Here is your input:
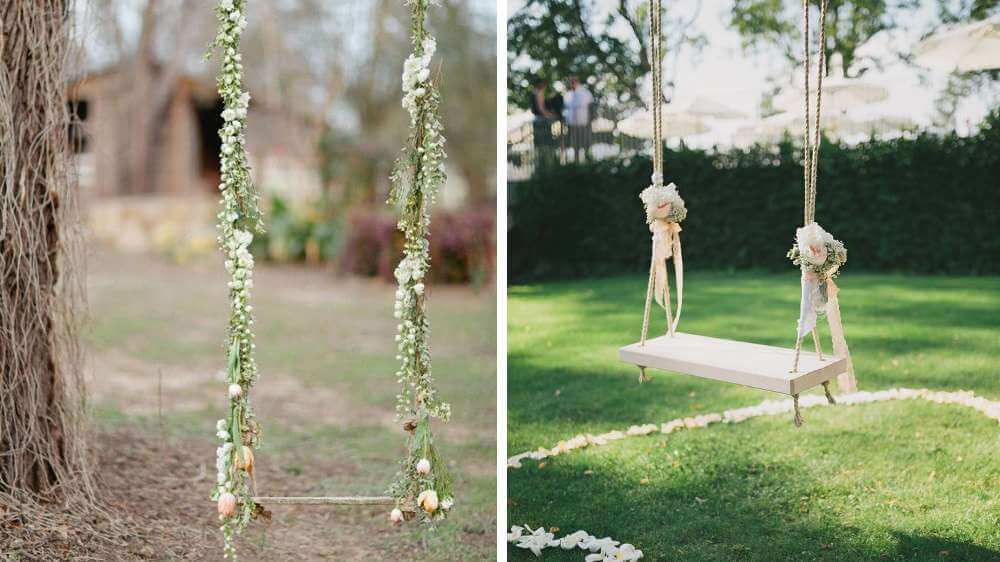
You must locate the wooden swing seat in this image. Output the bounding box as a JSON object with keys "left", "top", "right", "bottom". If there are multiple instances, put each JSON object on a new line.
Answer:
{"left": 619, "top": 332, "right": 848, "bottom": 395}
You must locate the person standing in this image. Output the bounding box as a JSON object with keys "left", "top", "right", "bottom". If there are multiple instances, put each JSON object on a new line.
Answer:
{"left": 563, "top": 77, "right": 594, "bottom": 162}
{"left": 530, "top": 79, "right": 557, "bottom": 151}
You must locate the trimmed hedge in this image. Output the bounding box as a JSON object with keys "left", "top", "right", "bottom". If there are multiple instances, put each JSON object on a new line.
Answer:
{"left": 509, "top": 111, "right": 1000, "bottom": 282}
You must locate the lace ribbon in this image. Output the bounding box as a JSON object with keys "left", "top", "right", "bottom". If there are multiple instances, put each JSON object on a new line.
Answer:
{"left": 650, "top": 220, "right": 683, "bottom": 333}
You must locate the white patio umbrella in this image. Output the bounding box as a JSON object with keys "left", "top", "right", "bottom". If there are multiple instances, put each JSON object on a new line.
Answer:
{"left": 734, "top": 111, "right": 859, "bottom": 145}
{"left": 838, "top": 106, "right": 917, "bottom": 136}
{"left": 734, "top": 105, "right": 917, "bottom": 146}
{"left": 913, "top": 15, "right": 1000, "bottom": 72}
{"left": 638, "top": 73, "right": 748, "bottom": 120}
{"left": 684, "top": 96, "right": 748, "bottom": 120}
{"left": 617, "top": 105, "right": 709, "bottom": 139}
{"left": 774, "top": 54, "right": 889, "bottom": 114}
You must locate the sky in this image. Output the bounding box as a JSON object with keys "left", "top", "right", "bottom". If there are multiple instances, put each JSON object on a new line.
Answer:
{"left": 507, "top": 0, "right": 997, "bottom": 141}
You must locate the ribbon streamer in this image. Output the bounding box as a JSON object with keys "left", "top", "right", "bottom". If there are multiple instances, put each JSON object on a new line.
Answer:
{"left": 825, "top": 278, "right": 857, "bottom": 392}
{"left": 796, "top": 272, "right": 825, "bottom": 339}
{"left": 795, "top": 274, "right": 858, "bottom": 393}
{"left": 651, "top": 221, "right": 683, "bottom": 333}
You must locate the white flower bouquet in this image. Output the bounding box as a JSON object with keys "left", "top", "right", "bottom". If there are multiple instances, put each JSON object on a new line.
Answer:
{"left": 639, "top": 181, "right": 686, "bottom": 225}
{"left": 787, "top": 222, "right": 846, "bottom": 279}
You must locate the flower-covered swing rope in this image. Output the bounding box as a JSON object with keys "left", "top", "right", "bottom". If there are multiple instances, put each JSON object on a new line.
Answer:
{"left": 636, "top": 0, "right": 686, "bottom": 383}
{"left": 787, "top": 0, "right": 858, "bottom": 426}
{"left": 386, "top": 0, "right": 455, "bottom": 523}
{"left": 206, "top": 0, "right": 262, "bottom": 557}
{"left": 206, "top": 0, "right": 451, "bottom": 558}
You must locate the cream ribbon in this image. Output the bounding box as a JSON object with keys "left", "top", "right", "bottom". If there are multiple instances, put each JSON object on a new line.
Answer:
{"left": 796, "top": 271, "right": 825, "bottom": 339}
{"left": 796, "top": 273, "right": 858, "bottom": 393}
{"left": 650, "top": 220, "right": 683, "bottom": 333}
{"left": 825, "top": 278, "right": 857, "bottom": 393}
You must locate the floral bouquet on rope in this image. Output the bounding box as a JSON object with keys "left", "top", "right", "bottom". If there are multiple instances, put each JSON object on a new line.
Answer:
{"left": 788, "top": 222, "right": 847, "bottom": 339}
{"left": 639, "top": 178, "right": 686, "bottom": 225}
{"left": 386, "top": 0, "right": 454, "bottom": 525}
{"left": 638, "top": 178, "right": 686, "bottom": 337}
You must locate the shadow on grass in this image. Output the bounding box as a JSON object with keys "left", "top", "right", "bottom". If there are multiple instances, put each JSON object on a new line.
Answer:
{"left": 508, "top": 409, "right": 1000, "bottom": 561}
{"left": 509, "top": 273, "right": 1000, "bottom": 560}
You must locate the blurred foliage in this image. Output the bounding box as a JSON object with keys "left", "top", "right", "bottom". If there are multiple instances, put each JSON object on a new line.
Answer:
{"left": 936, "top": 0, "right": 999, "bottom": 23}
{"left": 251, "top": 194, "right": 343, "bottom": 264}
{"left": 507, "top": 0, "right": 705, "bottom": 108}
{"left": 340, "top": 207, "right": 496, "bottom": 286}
{"left": 252, "top": 195, "right": 495, "bottom": 285}
{"left": 509, "top": 110, "right": 1000, "bottom": 282}
{"left": 730, "top": 0, "right": 999, "bottom": 78}
{"left": 316, "top": 0, "right": 496, "bottom": 206}
{"left": 729, "top": 0, "right": 914, "bottom": 74}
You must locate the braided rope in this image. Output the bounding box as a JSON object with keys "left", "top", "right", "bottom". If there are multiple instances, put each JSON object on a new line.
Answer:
{"left": 637, "top": 0, "right": 665, "bottom": 383}
{"left": 808, "top": 0, "right": 828, "bottom": 223}
{"left": 793, "top": 0, "right": 831, "bottom": 378}
{"left": 640, "top": 254, "right": 656, "bottom": 346}
{"left": 822, "top": 381, "right": 837, "bottom": 404}
{"left": 811, "top": 327, "right": 824, "bottom": 361}
{"left": 802, "top": 0, "right": 830, "bottom": 225}
{"left": 650, "top": 0, "right": 664, "bottom": 182}
{"left": 801, "top": 0, "right": 811, "bottom": 225}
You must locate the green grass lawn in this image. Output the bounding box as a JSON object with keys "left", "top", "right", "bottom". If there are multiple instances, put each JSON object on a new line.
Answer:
{"left": 508, "top": 272, "right": 1000, "bottom": 561}
{"left": 84, "top": 251, "right": 495, "bottom": 560}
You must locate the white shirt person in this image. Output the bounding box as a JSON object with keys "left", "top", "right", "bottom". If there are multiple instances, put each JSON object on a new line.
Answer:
{"left": 563, "top": 77, "right": 594, "bottom": 161}
{"left": 563, "top": 78, "right": 593, "bottom": 126}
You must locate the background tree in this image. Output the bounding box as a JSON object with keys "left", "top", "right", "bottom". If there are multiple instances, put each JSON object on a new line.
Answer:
{"left": 729, "top": 0, "right": 920, "bottom": 76}
{"left": 88, "top": 0, "right": 205, "bottom": 195}
{"left": 0, "top": 0, "right": 93, "bottom": 502}
{"left": 507, "top": 0, "right": 705, "bottom": 108}
{"left": 929, "top": 0, "right": 999, "bottom": 126}
{"left": 84, "top": 0, "right": 494, "bottom": 206}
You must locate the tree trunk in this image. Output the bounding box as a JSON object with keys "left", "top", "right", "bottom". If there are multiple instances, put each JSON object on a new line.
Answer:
{"left": 0, "top": 0, "right": 91, "bottom": 499}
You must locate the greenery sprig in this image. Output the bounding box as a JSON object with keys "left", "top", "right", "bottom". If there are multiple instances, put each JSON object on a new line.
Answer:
{"left": 386, "top": 0, "right": 454, "bottom": 524}
{"left": 207, "top": 0, "right": 263, "bottom": 557}
{"left": 787, "top": 222, "right": 847, "bottom": 279}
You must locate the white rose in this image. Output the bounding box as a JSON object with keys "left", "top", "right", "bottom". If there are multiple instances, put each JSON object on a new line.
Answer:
{"left": 796, "top": 222, "right": 829, "bottom": 265}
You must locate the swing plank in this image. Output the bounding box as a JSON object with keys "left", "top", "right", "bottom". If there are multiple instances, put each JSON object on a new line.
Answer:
{"left": 251, "top": 496, "right": 394, "bottom": 506}
{"left": 619, "top": 332, "right": 847, "bottom": 395}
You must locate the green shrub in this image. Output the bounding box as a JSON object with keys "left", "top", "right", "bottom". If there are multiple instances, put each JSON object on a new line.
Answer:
{"left": 338, "top": 206, "right": 496, "bottom": 286}
{"left": 251, "top": 194, "right": 342, "bottom": 264}
{"left": 509, "top": 111, "right": 1000, "bottom": 282}
{"left": 251, "top": 195, "right": 496, "bottom": 285}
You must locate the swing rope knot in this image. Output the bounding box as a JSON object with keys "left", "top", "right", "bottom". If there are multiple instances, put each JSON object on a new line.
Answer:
{"left": 793, "top": 394, "right": 804, "bottom": 427}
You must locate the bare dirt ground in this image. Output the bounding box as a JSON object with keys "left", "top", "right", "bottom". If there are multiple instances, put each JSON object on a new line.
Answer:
{"left": 2, "top": 248, "right": 496, "bottom": 561}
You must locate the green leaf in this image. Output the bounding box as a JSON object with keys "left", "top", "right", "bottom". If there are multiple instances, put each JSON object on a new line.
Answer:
{"left": 227, "top": 338, "right": 241, "bottom": 382}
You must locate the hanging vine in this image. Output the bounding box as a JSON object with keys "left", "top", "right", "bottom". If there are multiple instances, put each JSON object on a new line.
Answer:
{"left": 386, "top": 0, "right": 455, "bottom": 524}
{"left": 207, "top": 0, "right": 263, "bottom": 557}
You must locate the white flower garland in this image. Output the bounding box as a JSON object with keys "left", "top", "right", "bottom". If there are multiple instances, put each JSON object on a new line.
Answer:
{"left": 508, "top": 388, "right": 1000, "bottom": 469}
{"left": 208, "top": 0, "right": 261, "bottom": 558}
{"left": 507, "top": 525, "right": 644, "bottom": 561}
{"left": 386, "top": 0, "right": 454, "bottom": 523}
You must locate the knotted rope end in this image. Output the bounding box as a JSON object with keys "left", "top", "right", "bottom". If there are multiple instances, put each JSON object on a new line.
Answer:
{"left": 822, "top": 381, "right": 837, "bottom": 405}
